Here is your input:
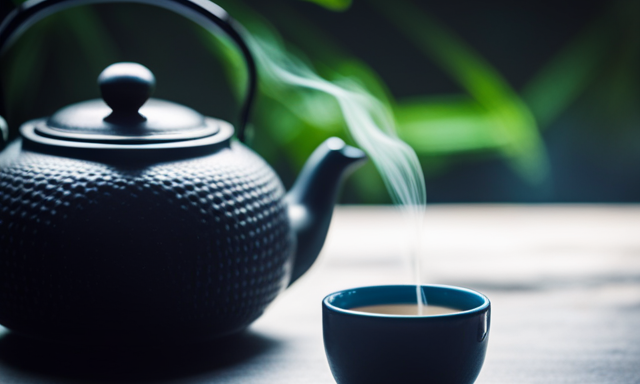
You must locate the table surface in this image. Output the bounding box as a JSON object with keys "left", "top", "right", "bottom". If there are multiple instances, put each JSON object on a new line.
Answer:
{"left": 0, "top": 205, "right": 639, "bottom": 383}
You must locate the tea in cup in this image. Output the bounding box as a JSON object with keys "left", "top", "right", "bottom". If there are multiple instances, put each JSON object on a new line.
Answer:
{"left": 322, "top": 285, "right": 490, "bottom": 384}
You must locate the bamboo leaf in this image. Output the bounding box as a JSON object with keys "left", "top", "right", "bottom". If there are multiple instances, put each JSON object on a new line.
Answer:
{"left": 297, "top": 0, "right": 352, "bottom": 12}
{"left": 369, "top": 0, "right": 549, "bottom": 184}
{"left": 522, "top": 8, "right": 615, "bottom": 127}
{"left": 395, "top": 96, "right": 509, "bottom": 154}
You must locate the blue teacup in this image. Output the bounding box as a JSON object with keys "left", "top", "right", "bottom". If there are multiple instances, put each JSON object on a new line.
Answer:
{"left": 322, "top": 285, "right": 490, "bottom": 384}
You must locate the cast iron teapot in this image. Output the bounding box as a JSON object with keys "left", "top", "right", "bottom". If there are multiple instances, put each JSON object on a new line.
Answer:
{"left": 0, "top": 0, "right": 365, "bottom": 344}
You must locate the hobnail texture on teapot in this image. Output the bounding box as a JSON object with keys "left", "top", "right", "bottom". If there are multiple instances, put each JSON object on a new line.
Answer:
{"left": 0, "top": 0, "right": 365, "bottom": 344}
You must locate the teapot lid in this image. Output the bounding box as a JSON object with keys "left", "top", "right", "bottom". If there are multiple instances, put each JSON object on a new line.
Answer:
{"left": 20, "top": 63, "right": 233, "bottom": 161}
{"left": 41, "top": 63, "right": 219, "bottom": 143}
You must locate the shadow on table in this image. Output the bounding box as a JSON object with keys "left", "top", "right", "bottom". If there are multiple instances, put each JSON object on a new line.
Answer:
{"left": 0, "top": 330, "right": 280, "bottom": 382}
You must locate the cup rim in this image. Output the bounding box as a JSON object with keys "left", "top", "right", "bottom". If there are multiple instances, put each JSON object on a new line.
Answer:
{"left": 323, "top": 284, "right": 490, "bottom": 319}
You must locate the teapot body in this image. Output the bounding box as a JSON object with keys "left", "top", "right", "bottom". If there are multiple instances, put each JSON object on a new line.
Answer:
{"left": 0, "top": 0, "right": 367, "bottom": 344}
{"left": 0, "top": 135, "right": 294, "bottom": 343}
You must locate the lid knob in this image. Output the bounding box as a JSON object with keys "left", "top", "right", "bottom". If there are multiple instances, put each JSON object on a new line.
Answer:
{"left": 99, "top": 62, "right": 156, "bottom": 124}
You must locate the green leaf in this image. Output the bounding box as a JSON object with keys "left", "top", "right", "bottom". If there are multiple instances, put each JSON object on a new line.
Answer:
{"left": 370, "top": 0, "right": 549, "bottom": 185}
{"left": 297, "top": 0, "right": 352, "bottom": 12}
{"left": 330, "top": 60, "right": 395, "bottom": 109}
{"left": 395, "top": 96, "right": 509, "bottom": 154}
{"left": 522, "top": 8, "right": 615, "bottom": 128}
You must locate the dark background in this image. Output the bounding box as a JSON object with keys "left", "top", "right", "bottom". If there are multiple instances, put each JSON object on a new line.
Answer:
{"left": 1, "top": 0, "right": 637, "bottom": 203}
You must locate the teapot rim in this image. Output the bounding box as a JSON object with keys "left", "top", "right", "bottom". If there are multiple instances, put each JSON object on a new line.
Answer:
{"left": 44, "top": 98, "right": 220, "bottom": 145}
{"left": 20, "top": 117, "right": 233, "bottom": 163}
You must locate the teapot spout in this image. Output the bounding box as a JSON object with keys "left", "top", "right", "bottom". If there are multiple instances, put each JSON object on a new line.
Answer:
{"left": 285, "top": 137, "right": 366, "bottom": 285}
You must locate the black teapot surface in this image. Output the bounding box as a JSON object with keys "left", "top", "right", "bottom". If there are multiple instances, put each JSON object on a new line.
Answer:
{"left": 0, "top": 0, "right": 365, "bottom": 344}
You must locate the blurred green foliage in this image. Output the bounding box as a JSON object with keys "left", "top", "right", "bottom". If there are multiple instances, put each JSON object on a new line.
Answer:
{"left": 1, "top": 0, "right": 638, "bottom": 202}
{"left": 301, "top": 0, "right": 352, "bottom": 12}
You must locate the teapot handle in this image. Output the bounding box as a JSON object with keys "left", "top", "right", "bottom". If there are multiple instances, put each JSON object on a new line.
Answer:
{"left": 0, "top": 0, "right": 257, "bottom": 143}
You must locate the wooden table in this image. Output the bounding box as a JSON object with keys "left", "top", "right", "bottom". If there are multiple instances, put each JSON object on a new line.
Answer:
{"left": 0, "top": 205, "right": 639, "bottom": 383}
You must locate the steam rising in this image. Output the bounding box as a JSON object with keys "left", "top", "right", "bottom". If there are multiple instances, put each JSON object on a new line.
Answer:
{"left": 246, "top": 32, "right": 428, "bottom": 313}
